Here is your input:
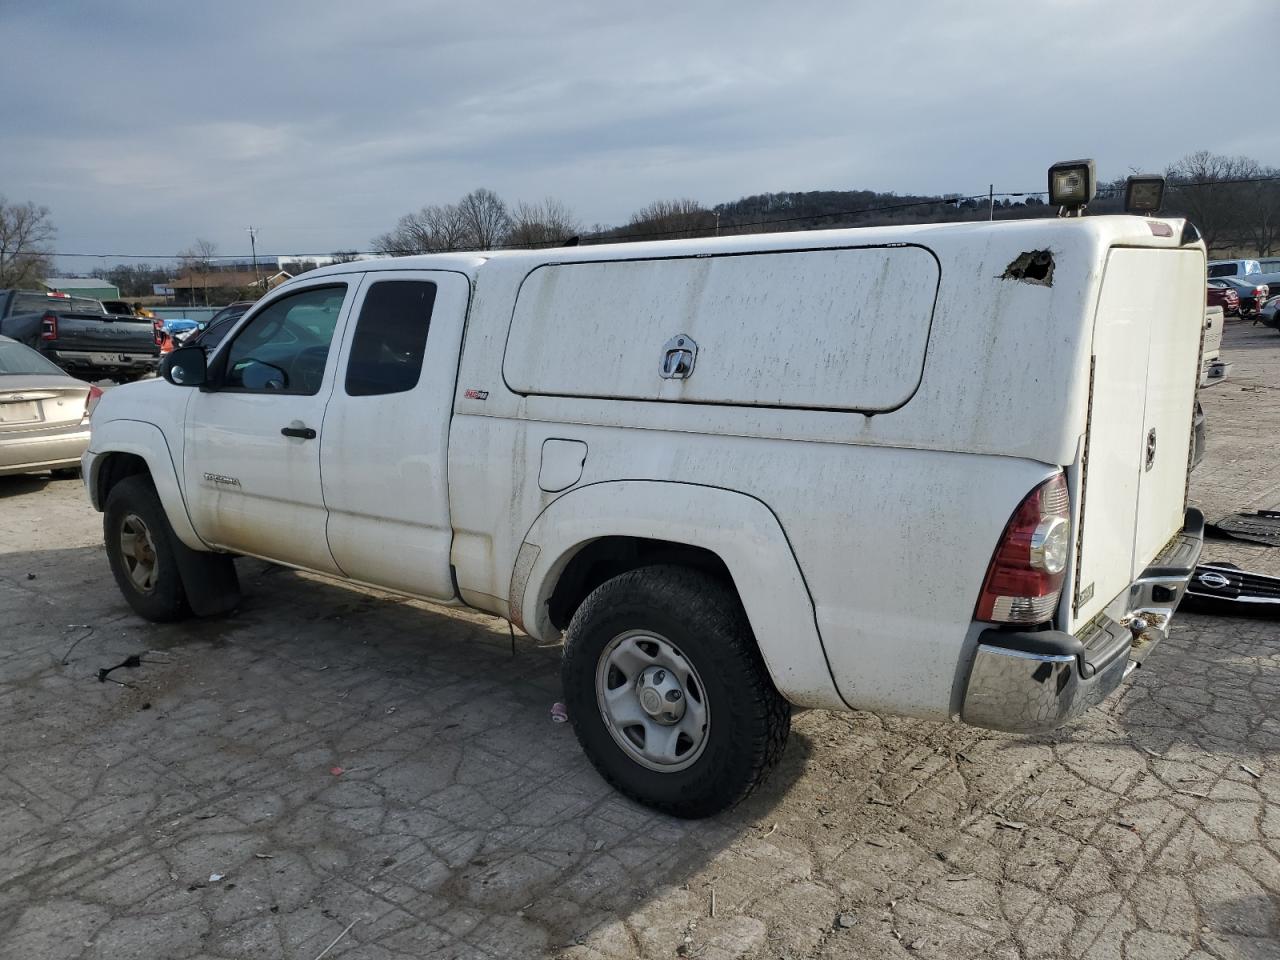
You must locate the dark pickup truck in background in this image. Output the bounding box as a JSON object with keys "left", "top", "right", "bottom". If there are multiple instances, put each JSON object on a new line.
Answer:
{"left": 0, "top": 289, "right": 160, "bottom": 382}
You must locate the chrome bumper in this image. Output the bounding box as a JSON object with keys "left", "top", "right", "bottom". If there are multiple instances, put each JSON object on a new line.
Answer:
{"left": 961, "top": 508, "right": 1204, "bottom": 733}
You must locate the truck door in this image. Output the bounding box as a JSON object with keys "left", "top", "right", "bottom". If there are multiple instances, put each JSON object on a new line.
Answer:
{"left": 182, "top": 279, "right": 360, "bottom": 574}
{"left": 318, "top": 271, "right": 470, "bottom": 600}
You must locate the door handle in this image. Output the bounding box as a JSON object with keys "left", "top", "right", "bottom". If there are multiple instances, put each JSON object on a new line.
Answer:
{"left": 281, "top": 425, "right": 317, "bottom": 440}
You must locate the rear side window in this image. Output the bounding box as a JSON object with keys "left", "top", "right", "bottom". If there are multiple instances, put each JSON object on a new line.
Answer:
{"left": 504, "top": 245, "right": 939, "bottom": 412}
{"left": 345, "top": 280, "right": 436, "bottom": 396}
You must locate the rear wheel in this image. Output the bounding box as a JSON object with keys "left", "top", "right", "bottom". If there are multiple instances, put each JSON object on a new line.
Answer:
{"left": 104, "top": 475, "right": 191, "bottom": 622}
{"left": 561, "top": 565, "right": 790, "bottom": 818}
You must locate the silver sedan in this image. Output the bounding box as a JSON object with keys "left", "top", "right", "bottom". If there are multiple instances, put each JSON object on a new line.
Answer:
{"left": 0, "top": 335, "right": 100, "bottom": 477}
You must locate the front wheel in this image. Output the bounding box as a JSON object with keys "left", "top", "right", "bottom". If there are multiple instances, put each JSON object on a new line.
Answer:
{"left": 561, "top": 565, "right": 790, "bottom": 818}
{"left": 104, "top": 475, "right": 191, "bottom": 622}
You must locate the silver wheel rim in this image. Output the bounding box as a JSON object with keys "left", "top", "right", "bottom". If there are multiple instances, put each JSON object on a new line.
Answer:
{"left": 595, "top": 629, "right": 710, "bottom": 773}
{"left": 119, "top": 513, "right": 158, "bottom": 592}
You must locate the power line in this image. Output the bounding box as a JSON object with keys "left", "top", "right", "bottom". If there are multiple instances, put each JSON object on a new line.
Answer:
{"left": 23, "top": 172, "right": 1280, "bottom": 261}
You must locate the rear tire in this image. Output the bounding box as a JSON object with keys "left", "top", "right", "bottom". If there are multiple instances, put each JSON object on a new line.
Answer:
{"left": 104, "top": 475, "right": 191, "bottom": 622}
{"left": 561, "top": 565, "right": 790, "bottom": 818}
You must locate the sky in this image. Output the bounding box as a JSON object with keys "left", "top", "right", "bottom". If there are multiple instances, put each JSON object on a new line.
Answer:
{"left": 2, "top": 0, "right": 1277, "bottom": 269}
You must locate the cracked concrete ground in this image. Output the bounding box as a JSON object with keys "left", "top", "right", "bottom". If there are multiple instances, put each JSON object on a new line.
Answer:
{"left": 1, "top": 322, "right": 1279, "bottom": 960}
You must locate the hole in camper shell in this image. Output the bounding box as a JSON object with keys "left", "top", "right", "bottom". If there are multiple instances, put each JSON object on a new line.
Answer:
{"left": 1001, "top": 250, "right": 1055, "bottom": 286}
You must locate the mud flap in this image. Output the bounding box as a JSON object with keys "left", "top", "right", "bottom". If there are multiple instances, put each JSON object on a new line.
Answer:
{"left": 166, "top": 528, "right": 241, "bottom": 617}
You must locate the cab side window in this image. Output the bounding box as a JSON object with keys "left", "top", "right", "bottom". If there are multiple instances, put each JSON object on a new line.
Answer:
{"left": 345, "top": 280, "right": 436, "bottom": 397}
{"left": 221, "top": 285, "right": 347, "bottom": 395}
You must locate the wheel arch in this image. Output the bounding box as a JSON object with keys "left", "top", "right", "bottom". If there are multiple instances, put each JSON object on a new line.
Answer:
{"left": 87, "top": 420, "right": 205, "bottom": 550}
{"left": 513, "top": 480, "right": 847, "bottom": 709}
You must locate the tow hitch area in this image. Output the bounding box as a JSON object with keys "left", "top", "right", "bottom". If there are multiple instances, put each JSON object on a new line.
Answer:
{"left": 1180, "top": 563, "right": 1280, "bottom": 615}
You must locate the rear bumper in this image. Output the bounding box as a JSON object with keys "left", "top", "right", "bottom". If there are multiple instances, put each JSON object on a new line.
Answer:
{"left": 0, "top": 425, "right": 92, "bottom": 476}
{"left": 961, "top": 508, "right": 1204, "bottom": 733}
{"left": 51, "top": 349, "right": 159, "bottom": 373}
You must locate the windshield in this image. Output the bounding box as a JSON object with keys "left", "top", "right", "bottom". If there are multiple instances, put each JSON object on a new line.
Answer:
{"left": 0, "top": 339, "right": 70, "bottom": 376}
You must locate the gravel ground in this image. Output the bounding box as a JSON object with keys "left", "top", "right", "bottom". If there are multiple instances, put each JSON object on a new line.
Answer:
{"left": 0, "top": 322, "right": 1278, "bottom": 960}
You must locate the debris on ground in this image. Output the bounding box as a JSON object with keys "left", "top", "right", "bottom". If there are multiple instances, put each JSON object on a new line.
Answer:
{"left": 1240, "top": 763, "right": 1262, "bottom": 779}
{"left": 97, "top": 654, "right": 143, "bottom": 682}
{"left": 311, "top": 917, "right": 359, "bottom": 960}
{"left": 1205, "top": 510, "right": 1280, "bottom": 546}
{"left": 329, "top": 766, "right": 344, "bottom": 776}
{"left": 60, "top": 626, "right": 95, "bottom": 664}
{"left": 835, "top": 912, "right": 858, "bottom": 929}
{"left": 208, "top": 873, "right": 224, "bottom": 882}
{"left": 550, "top": 702, "right": 569, "bottom": 723}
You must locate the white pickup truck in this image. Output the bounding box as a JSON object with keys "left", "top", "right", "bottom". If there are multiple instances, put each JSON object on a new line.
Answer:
{"left": 84, "top": 215, "right": 1206, "bottom": 817}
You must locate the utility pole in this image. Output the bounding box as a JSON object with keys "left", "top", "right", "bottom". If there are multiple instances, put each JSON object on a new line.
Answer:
{"left": 988, "top": 185, "right": 995, "bottom": 221}
{"left": 247, "top": 226, "right": 260, "bottom": 293}
{"left": 714, "top": 211, "right": 721, "bottom": 237}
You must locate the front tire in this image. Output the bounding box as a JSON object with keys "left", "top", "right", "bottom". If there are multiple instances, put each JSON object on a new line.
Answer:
{"left": 104, "top": 475, "right": 191, "bottom": 622}
{"left": 561, "top": 565, "right": 790, "bottom": 818}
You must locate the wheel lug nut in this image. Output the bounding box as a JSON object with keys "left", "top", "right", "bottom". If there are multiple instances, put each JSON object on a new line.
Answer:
{"left": 665, "top": 689, "right": 683, "bottom": 702}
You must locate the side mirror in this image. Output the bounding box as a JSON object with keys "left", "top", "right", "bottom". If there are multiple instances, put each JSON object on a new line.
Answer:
{"left": 161, "top": 345, "right": 208, "bottom": 387}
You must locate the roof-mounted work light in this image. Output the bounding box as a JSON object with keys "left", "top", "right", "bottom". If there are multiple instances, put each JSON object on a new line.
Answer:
{"left": 1048, "top": 159, "right": 1096, "bottom": 216}
{"left": 1124, "top": 175, "right": 1166, "bottom": 214}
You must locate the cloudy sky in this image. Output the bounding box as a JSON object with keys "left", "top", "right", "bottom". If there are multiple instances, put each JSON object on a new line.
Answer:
{"left": 2, "top": 0, "right": 1276, "bottom": 266}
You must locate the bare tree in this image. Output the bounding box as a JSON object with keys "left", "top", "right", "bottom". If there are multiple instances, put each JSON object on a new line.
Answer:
{"left": 506, "top": 198, "right": 580, "bottom": 248}
{"left": 0, "top": 197, "right": 56, "bottom": 288}
{"left": 627, "top": 198, "right": 715, "bottom": 240}
{"left": 372, "top": 203, "right": 468, "bottom": 256}
{"left": 456, "top": 188, "right": 511, "bottom": 250}
{"left": 178, "top": 238, "right": 218, "bottom": 306}
{"left": 1163, "top": 152, "right": 1280, "bottom": 255}
{"left": 373, "top": 189, "right": 512, "bottom": 254}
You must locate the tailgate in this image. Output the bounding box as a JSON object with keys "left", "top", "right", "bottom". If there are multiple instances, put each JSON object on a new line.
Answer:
{"left": 1069, "top": 247, "right": 1204, "bottom": 630}
{"left": 54, "top": 314, "right": 158, "bottom": 353}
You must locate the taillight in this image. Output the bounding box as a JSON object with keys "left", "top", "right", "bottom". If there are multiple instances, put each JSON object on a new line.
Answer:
{"left": 40, "top": 312, "right": 58, "bottom": 340}
{"left": 160, "top": 333, "right": 174, "bottom": 354}
{"left": 976, "top": 473, "right": 1071, "bottom": 624}
{"left": 83, "top": 384, "right": 103, "bottom": 423}
{"left": 152, "top": 320, "right": 165, "bottom": 346}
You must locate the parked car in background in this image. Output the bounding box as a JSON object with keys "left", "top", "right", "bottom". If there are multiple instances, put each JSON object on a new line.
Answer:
{"left": 0, "top": 289, "right": 160, "bottom": 381}
{"left": 1212, "top": 276, "right": 1270, "bottom": 317}
{"left": 157, "top": 318, "right": 200, "bottom": 339}
{"left": 180, "top": 300, "right": 255, "bottom": 352}
{"left": 0, "top": 335, "right": 100, "bottom": 477}
{"left": 1207, "top": 280, "right": 1241, "bottom": 316}
{"left": 1207, "top": 259, "right": 1262, "bottom": 279}
{"left": 1260, "top": 294, "right": 1280, "bottom": 329}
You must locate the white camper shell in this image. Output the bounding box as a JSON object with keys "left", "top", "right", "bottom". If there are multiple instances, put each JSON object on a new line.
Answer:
{"left": 84, "top": 215, "right": 1206, "bottom": 816}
